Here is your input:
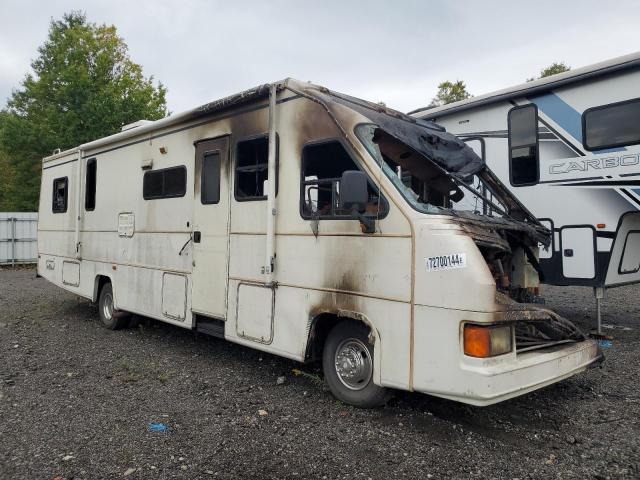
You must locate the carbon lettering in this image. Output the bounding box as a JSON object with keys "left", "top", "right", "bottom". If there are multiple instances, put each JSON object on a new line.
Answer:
{"left": 548, "top": 153, "right": 639, "bottom": 174}
{"left": 565, "top": 161, "right": 586, "bottom": 172}
{"left": 621, "top": 155, "right": 639, "bottom": 166}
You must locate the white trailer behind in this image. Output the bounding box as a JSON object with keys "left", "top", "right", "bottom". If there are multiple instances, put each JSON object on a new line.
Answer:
{"left": 411, "top": 52, "right": 640, "bottom": 332}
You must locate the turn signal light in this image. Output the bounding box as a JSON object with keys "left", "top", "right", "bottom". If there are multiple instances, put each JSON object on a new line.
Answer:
{"left": 464, "top": 324, "right": 513, "bottom": 358}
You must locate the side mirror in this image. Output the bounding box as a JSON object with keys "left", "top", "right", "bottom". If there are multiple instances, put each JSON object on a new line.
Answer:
{"left": 339, "top": 171, "right": 368, "bottom": 213}
{"left": 339, "top": 170, "right": 375, "bottom": 234}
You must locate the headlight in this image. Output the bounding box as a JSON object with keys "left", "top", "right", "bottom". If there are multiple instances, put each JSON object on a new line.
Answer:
{"left": 464, "top": 324, "right": 513, "bottom": 358}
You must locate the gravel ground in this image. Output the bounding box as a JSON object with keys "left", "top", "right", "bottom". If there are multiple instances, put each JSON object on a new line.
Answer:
{"left": 1, "top": 267, "right": 639, "bottom": 480}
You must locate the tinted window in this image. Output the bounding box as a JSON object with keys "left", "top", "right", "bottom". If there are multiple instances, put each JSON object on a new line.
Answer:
{"left": 52, "top": 177, "right": 68, "bottom": 213}
{"left": 583, "top": 98, "right": 640, "bottom": 150}
{"left": 235, "top": 136, "right": 278, "bottom": 200}
{"left": 508, "top": 105, "right": 539, "bottom": 186}
{"left": 143, "top": 166, "right": 186, "bottom": 200}
{"left": 201, "top": 152, "right": 220, "bottom": 204}
{"left": 85, "top": 158, "right": 97, "bottom": 211}
{"left": 301, "top": 141, "right": 386, "bottom": 218}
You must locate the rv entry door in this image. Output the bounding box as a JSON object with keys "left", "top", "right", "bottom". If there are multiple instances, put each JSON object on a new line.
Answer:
{"left": 192, "top": 136, "right": 231, "bottom": 319}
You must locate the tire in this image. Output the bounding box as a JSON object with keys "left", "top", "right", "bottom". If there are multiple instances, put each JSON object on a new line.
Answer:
{"left": 98, "top": 283, "right": 130, "bottom": 330}
{"left": 323, "top": 321, "right": 391, "bottom": 408}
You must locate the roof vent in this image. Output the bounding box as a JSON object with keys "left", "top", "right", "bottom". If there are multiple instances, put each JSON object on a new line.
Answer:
{"left": 121, "top": 120, "right": 153, "bottom": 132}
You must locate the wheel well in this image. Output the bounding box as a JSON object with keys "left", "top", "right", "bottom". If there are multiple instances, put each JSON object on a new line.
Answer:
{"left": 305, "top": 313, "right": 371, "bottom": 362}
{"left": 93, "top": 275, "right": 112, "bottom": 302}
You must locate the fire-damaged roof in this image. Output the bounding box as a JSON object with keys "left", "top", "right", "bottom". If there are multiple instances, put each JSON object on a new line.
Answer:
{"left": 43, "top": 79, "right": 483, "bottom": 179}
{"left": 324, "top": 90, "right": 484, "bottom": 176}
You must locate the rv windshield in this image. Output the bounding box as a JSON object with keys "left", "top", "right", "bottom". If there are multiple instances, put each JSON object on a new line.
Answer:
{"left": 355, "top": 124, "right": 506, "bottom": 218}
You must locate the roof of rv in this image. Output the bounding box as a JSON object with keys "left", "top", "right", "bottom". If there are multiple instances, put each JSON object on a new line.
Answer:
{"left": 46, "top": 77, "right": 418, "bottom": 162}
{"left": 44, "top": 79, "right": 290, "bottom": 161}
{"left": 43, "top": 77, "right": 481, "bottom": 177}
{"left": 409, "top": 50, "right": 640, "bottom": 119}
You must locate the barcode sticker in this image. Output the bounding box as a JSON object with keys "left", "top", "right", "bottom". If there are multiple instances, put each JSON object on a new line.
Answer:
{"left": 425, "top": 253, "right": 467, "bottom": 272}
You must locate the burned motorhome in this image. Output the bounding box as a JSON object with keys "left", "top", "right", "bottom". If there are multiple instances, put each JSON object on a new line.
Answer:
{"left": 38, "top": 79, "right": 601, "bottom": 407}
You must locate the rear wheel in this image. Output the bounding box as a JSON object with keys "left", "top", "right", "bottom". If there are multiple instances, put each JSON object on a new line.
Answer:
{"left": 98, "top": 283, "right": 129, "bottom": 330}
{"left": 323, "top": 321, "right": 391, "bottom": 408}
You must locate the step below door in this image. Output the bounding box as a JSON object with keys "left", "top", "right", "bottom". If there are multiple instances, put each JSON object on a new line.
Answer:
{"left": 561, "top": 226, "right": 596, "bottom": 279}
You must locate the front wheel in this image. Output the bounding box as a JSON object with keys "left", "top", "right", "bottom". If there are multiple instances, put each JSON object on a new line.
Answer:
{"left": 98, "top": 283, "right": 130, "bottom": 330}
{"left": 322, "top": 321, "right": 391, "bottom": 408}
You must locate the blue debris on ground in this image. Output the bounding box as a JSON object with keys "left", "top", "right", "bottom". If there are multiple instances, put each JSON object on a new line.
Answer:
{"left": 148, "top": 423, "right": 169, "bottom": 433}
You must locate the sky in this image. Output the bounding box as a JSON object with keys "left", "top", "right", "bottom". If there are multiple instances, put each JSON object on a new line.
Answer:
{"left": 1, "top": 0, "right": 639, "bottom": 115}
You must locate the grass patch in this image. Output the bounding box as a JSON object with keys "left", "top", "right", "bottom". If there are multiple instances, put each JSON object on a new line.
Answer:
{"left": 292, "top": 368, "right": 326, "bottom": 388}
{"left": 117, "top": 358, "right": 141, "bottom": 383}
{"left": 115, "top": 358, "right": 173, "bottom": 384}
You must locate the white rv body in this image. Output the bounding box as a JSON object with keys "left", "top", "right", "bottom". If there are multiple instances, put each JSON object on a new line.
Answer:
{"left": 411, "top": 52, "right": 640, "bottom": 290}
{"left": 37, "top": 79, "right": 601, "bottom": 407}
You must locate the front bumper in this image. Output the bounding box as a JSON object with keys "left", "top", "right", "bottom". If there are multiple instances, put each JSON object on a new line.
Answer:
{"left": 411, "top": 305, "right": 603, "bottom": 406}
{"left": 432, "top": 340, "right": 601, "bottom": 406}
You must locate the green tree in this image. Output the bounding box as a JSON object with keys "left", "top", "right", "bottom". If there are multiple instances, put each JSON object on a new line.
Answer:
{"left": 0, "top": 112, "right": 15, "bottom": 210}
{"left": 527, "top": 62, "right": 571, "bottom": 82}
{"left": 0, "top": 11, "right": 168, "bottom": 211}
{"left": 0, "top": 149, "right": 16, "bottom": 211}
{"left": 429, "top": 80, "right": 472, "bottom": 107}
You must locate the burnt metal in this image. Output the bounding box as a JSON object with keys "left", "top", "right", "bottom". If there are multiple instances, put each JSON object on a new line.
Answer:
{"left": 328, "top": 91, "right": 484, "bottom": 177}
{"left": 496, "top": 292, "right": 593, "bottom": 354}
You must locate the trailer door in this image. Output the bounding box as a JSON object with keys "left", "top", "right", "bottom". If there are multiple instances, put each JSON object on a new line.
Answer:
{"left": 561, "top": 226, "right": 596, "bottom": 279}
{"left": 191, "top": 136, "right": 231, "bottom": 318}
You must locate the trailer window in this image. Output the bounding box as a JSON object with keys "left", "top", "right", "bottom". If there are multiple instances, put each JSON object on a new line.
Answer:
{"left": 508, "top": 105, "right": 539, "bottom": 186}
{"left": 301, "top": 140, "right": 386, "bottom": 219}
{"left": 583, "top": 98, "right": 640, "bottom": 150}
{"left": 201, "top": 152, "right": 221, "bottom": 204}
{"left": 52, "top": 177, "right": 68, "bottom": 213}
{"left": 143, "top": 166, "right": 187, "bottom": 200}
{"left": 235, "top": 136, "right": 278, "bottom": 201}
{"left": 85, "top": 158, "right": 97, "bottom": 211}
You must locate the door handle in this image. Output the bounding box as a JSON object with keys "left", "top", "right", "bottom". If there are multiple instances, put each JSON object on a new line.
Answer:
{"left": 193, "top": 231, "right": 202, "bottom": 243}
{"left": 564, "top": 248, "right": 574, "bottom": 257}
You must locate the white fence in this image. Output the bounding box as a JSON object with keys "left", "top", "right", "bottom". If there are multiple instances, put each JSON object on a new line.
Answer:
{"left": 0, "top": 213, "right": 38, "bottom": 265}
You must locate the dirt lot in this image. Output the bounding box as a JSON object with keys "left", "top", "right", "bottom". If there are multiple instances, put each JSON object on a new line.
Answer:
{"left": 1, "top": 268, "right": 639, "bottom": 479}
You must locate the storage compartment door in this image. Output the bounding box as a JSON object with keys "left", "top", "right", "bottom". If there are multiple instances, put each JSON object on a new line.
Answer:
{"left": 62, "top": 261, "right": 80, "bottom": 286}
{"left": 236, "top": 283, "right": 274, "bottom": 343}
{"left": 162, "top": 273, "right": 187, "bottom": 321}
{"left": 561, "top": 227, "right": 595, "bottom": 279}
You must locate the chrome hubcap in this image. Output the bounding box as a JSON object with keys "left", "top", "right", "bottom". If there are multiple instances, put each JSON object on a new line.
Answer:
{"left": 102, "top": 293, "right": 114, "bottom": 322}
{"left": 334, "top": 338, "right": 372, "bottom": 391}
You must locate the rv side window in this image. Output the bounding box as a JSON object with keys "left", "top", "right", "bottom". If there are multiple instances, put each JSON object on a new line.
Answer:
{"left": 52, "top": 177, "right": 68, "bottom": 213}
{"left": 301, "top": 140, "right": 386, "bottom": 219}
{"left": 234, "top": 136, "right": 278, "bottom": 201}
{"left": 583, "top": 98, "right": 640, "bottom": 150}
{"left": 201, "top": 152, "right": 221, "bottom": 204}
{"left": 508, "top": 105, "right": 539, "bottom": 186}
{"left": 143, "top": 166, "right": 187, "bottom": 200}
{"left": 85, "top": 158, "right": 97, "bottom": 211}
